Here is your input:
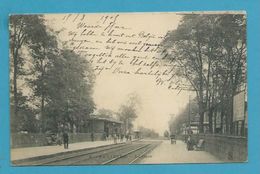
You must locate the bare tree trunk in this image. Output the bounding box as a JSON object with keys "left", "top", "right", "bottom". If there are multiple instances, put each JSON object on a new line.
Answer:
{"left": 209, "top": 107, "right": 213, "bottom": 133}
{"left": 220, "top": 106, "right": 224, "bottom": 134}
{"left": 13, "top": 48, "right": 18, "bottom": 123}
{"left": 213, "top": 109, "right": 217, "bottom": 134}
{"left": 197, "top": 41, "right": 204, "bottom": 133}
{"left": 11, "top": 22, "right": 26, "bottom": 132}
{"left": 229, "top": 95, "right": 234, "bottom": 135}
{"left": 40, "top": 57, "right": 46, "bottom": 132}
{"left": 225, "top": 96, "right": 232, "bottom": 134}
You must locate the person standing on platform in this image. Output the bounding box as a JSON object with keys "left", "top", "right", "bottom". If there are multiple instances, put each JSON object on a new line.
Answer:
{"left": 128, "top": 133, "right": 132, "bottom": 140}
{"left": 120, "top": 134, "right": 124, "bottom": 142}
{"left": 113, "top": 133, "right": 118, "bottom": 144}
{"left": 63, "top": 131, "right": 69, "bottom": 149}
{"left": 187, "top": 135, "right": 194, "bottom": 151}
{"left": 91, "top": 132, "right": 94, "bottom": 142}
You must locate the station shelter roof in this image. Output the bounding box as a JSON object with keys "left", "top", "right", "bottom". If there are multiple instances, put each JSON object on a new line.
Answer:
{"left": 88, "top": 114, "right": 123, "bottom": 124}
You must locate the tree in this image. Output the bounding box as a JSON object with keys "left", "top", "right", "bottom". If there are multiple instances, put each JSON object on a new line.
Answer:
{"left": 9, "top": 15, "right": 48, "bottom": 132}
{"left": 162, "top": 14, "right": 216, "bottom": 132}
{"left": 138, "top": 126, "right": 159, "bottom": 138}
{"left": 10, "top": 15, "right": 97, "bottom": 135}
{"left": 10, "top": 92, "right": 38, "bottom": 133}
{"left": 212, "top": 15, "right": 246, "bottom": 134}
{"left": 162, "top": 14, "right": 246, "bottom": 134}
{"left": 168, "top": 98, "right": 198, "bottom": 134}
{"left": 27, "top": 24, "right": 59, "bottom": 132}
{"left": 163, "top": 130, "right": 169, "bottom": 138}
{"left": 118, "top": 93, "right": 141, "bottom": 134}
{"left": 44, "top": 49, "right": 95, "bottom": 133}
{"left": 97, "top": 108, "right": 116, "bottom": 118}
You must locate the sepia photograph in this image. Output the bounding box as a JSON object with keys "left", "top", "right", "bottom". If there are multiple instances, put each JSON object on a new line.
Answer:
{"left": 9, "top": 12, "right": 247, "bottom": 166}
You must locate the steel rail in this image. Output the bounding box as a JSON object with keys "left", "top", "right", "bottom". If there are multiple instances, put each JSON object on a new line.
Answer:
{"left": 16, "top": 143, "right": 127, "bottom": 166}
{"left": 129, "top": 143, "right": 158, "bottom": 164}
{"left": 68, "top": 143, "right": 141, "bottom": 165}
{"left": 101, "top": 144, "right": 150, "bottom": 165}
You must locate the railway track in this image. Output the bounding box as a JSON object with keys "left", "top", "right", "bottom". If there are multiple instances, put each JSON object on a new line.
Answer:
{"left": 102, "top": 141, "right": 160, "bottom": 165}
{"left": 13, "top": 140, "right": 161, "bottom": 166}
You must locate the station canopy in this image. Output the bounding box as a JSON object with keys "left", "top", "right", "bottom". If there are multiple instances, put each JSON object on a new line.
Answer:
{"left": 89, "top": 114, "right": 123, "bottom": 124}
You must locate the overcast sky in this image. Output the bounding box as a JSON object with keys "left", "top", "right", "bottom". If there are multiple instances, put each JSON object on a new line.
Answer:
{"left": 45, "top": 13, "right": 195, "bottom": 135}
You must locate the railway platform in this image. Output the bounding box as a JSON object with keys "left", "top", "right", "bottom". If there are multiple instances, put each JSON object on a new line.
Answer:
{"left": 11, "top": 140, "right": 126, "bottom": 161}
{"left": 140, "top": 140, "right": 222, "bottom": 163}
{"left": 12, "top": 140, "right": 159, "bottom": 166}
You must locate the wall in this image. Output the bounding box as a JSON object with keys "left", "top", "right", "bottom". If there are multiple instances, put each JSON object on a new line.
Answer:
{"left": 11, "top": 133, "right": 104, "bottom": 148}
{"left": 191, "top": 134, "right": 247, "bottom": 162}
{"left": 93, "top": 121, "right": 104, "bottom": 133}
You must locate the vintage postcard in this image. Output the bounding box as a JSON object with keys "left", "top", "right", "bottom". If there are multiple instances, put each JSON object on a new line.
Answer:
{"left": 9, "top": 12, "right": 247, "bottom": 166}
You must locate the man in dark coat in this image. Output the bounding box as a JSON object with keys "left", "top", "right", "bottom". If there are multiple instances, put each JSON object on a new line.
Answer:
{"left": 63, "top": 131, "right": 69, "bottom": 149}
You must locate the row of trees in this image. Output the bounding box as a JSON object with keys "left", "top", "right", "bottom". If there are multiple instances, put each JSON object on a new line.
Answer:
{"left": 10, "top": 15, "right": 95, "bottom": 133}
{"left": 118, "top": 93, "right": 141, "bottom": 134}
{"left": 97, "top": 93, "right": 141, "bottom": 135}
{"left": 138, "top": 126, "right": 159, "bottom": 138}
{"left": 168, "top": 99, "right": 198, "bottom": 135}
{"left": 163, "top": 14, "right": 246, "bottom": 134}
